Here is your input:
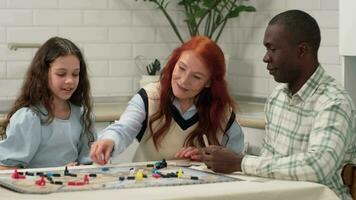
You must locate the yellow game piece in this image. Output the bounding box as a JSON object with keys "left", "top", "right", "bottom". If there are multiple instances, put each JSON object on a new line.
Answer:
{"left": 135, "top": 169, "right": 144, "bottom": 181}
{"left": 177, "top": 168, "right": 184, "bottom": 178}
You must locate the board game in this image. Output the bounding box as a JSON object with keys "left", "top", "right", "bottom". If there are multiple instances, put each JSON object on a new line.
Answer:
{"left": 0, "top": 160, "right": 239, "bottom": 194}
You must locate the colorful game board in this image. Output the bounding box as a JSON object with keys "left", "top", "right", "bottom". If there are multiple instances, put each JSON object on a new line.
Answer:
{"left": 0, "top": 161, "right": 240, "bottom": 194}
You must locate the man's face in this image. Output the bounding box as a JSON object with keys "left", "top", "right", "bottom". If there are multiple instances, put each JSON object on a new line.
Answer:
{"left": 263, "top": 24, "right": 300, "bottom": 84}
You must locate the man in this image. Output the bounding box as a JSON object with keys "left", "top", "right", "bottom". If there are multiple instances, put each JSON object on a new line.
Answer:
{"left": 202, "top": 10, "right": 356, "bottom": 200}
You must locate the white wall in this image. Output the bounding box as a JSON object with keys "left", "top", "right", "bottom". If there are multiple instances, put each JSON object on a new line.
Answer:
{"left": 0, "top": 0, "right": 340, "bottom": 100}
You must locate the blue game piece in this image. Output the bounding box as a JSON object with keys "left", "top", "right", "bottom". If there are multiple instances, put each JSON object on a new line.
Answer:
{"left": 52, "top": 173, "right": 61, "bottom": 177}
{"left": 101, "top": 167, "right": 109, "bottom": 171}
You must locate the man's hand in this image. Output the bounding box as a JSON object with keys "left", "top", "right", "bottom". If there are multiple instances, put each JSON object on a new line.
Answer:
{"left": 202, "top": 145, "right": 244, "bottom": 173}
{"left": 89, "top": 139, "right": 115, "bottom": 165}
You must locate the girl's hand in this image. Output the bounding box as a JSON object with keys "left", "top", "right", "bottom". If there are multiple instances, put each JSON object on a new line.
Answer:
{"left": 174, "top": 146, "right": 202, "bottom": 161}
{"left": 89, "top": 139, "right": 115, "bottom": 165}
{"left": 0, "top": 166, "right": 17, "bottom": 170}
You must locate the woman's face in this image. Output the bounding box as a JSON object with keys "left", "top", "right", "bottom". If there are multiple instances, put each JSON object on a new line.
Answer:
{"left": 171, "top": 50, "right": 211, "bottom": 104}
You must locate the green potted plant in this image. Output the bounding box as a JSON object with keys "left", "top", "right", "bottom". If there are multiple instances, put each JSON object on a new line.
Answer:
{"left": 137, "top": 0, "right": 256, "bottom": 43}
{"left": 136, "top": 57, "right": 162, "bottom": 87}
{"left": 146, "top": 59, "right": 161, "bottom": 75}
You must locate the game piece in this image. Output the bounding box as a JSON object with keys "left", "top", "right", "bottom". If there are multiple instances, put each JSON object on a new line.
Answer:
{"left": 68, "top": 173, "right": 77, "bottom": 177}
{"left": 64, "top": 166, "right": 69, "bottom": 175}
{"left": 177, "top": 169, "right": 184, "bottom": 178}
{"left": 156, "top": 172, "right": 167, "bottom": 178}
{"left": 46, "top": 176, "right": 53, "bottom": 182}
{"left": 154, "top": 159, "right": 167, "bottom": 169}
{"left": 129, "top": 167, "right": 135, "bottom": 175}
{"left": 25, "top": 172, "right": 34, "bottom": 176}
{"left": 52, "top": 173, "right": 61, "bottom": 177}
{"left": 67, "top": 181, "right": 85, "bottom": 186}
{"left": 101, "top": 167, "right": 109, "bottom": 171}
{"left": 167, "top": 172, "right": 177, "bottom": 178}
{"left": 53, "top": 181, "right": 63, "bottom": 185}
{"left": 152, "top": 168, "right": 158, "bottom": 174}
{"left": 36, "top": 172, "right": 44, "bottom": 176}
{"left": 83, "top": 175, "right": 89, "bottom": 184}
{"left": 67, "top": 181, "right": 76, "bottom": 186}
{"left": 63, "top": 167, "right": 77, "bottom": 177}
{"left": 35, "top": 176, "right": 46, "bottom": 186}
{"left": 11, "top": 169, "right": 25, "bottom": 179}
{"left": 152, "top": 173, "right": 161, "bottom": 179}
{"left": 135, "top": 169, "right": 144, "bottom": 181}
{"left": 75, "top": 181, "right": 85, "bottom": 186}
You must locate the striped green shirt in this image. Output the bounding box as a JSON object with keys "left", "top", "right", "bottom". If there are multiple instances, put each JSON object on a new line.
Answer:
{"left": 242, "top": 66, "right": 356, "bottom": 200}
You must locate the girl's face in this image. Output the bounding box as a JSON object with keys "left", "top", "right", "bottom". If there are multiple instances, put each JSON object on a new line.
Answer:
{"left": 48, "top": 55, "right": 80, "bottom": 103}
{"left": 171, "top": 50, "right": 211, "bottom": 104}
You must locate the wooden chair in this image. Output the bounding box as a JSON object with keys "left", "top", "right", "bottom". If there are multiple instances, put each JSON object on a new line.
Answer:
{"left": 342, "top": 164, "right": 356, "bottom": 200}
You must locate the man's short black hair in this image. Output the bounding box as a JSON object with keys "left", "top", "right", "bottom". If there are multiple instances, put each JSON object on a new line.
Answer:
{"left": 269, "top": 10, "right": 321, "bottom": 56}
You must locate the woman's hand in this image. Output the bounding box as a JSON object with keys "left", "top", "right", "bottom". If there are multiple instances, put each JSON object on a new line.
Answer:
{"left": 89, "top": 139, "right": 115, "bottom": 165}
{"left": 174, "top": 146, "right": 202, "bottom": 161}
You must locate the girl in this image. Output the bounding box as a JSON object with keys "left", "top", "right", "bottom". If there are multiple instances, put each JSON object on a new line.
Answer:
{"left": 90, "top": 36, "right": 244, "bottom": 164}
{"left": 0, "top": 37, "right": 96, "bottom": 169}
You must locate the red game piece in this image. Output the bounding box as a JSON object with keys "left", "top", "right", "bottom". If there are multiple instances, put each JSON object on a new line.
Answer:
{"left": 152, "top": 173, "right": 161, "bottom": 179}
{"left": 11, "top": 169, "right": 25, "bottom": 179}
{"left": 75, "top": 181, "right": 85, "bottom": 186}
{"left": 35, "top": 176, "right": 46, "bottom": 186}
{"left": 68, "top": 180, "right": 86, "bottom": 186}
{"left": 83, "top": 175, "right": 89, "bottom": 184}
{"left": 67, "top": 181, "right": 76, "bottom": 186}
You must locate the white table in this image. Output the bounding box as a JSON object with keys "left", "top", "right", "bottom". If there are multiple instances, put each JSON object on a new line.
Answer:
{"left": 0, "top": 163, "right": 340, "bottom": 200}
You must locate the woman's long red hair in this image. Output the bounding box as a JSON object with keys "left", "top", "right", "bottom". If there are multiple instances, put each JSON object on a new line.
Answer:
{"left": 149, "top": 36, "right": 235, "bottom": 149}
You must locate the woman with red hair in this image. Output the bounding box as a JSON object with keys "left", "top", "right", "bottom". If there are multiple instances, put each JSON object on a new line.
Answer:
{"left": 90, "top": 36, "right": 244, "bottom": 164}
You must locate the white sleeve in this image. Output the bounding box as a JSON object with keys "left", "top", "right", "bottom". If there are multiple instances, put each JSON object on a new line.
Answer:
{"left": 99, "top": 94, "right": 146, "bottom": 157}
